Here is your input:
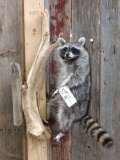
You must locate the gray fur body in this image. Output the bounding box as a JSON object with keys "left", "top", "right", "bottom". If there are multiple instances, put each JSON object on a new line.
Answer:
{"left": 47, "top": 37, "right": 91, "bottom": 141}
{"left": 47, "top": 37, "right": 113, "bottom": 147}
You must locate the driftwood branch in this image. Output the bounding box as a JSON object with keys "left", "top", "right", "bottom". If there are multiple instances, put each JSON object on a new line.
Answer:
{"left": 22, "top": 11, "right": 62, "bottom": 140}
{"left": 22, "top": 39, "right": 59, "bottom": 140}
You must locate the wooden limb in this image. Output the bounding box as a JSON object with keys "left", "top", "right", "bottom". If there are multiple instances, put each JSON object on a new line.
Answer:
{"left": 22, "top": 84, "right": 51, "bottom": 140}
{"left": 22, "top": 11, "right": 61, "bottom": 140}
{"left": 27, "top": 34, "right": 59, "bottom": 90}
{"left": 10, "top": 62, "right": 22, "bottom": 126}
{"left": 27, "top": 10, "right": 49, "bottom": 86}
{"left": 22, "top": 41, "right": 58, "bottom": 140}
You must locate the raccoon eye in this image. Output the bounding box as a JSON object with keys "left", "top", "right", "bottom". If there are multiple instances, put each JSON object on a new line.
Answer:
{"left": 63, "top": 47, "right": 68, "bottom": 52}
{"left": 71, "top": 47, "right": 78, "bottom": 52}
{"left": 71, "top": 47, "right": 80, "bottom": 55}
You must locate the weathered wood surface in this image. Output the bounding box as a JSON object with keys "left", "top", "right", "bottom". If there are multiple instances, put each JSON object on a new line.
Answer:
{"left": 24, "top": 0, "right": 51, "bottom": 160}
{"left": 100, "top": 0, "right": 118, "bottom": 159}
{"left": 24, "top": 0, "right": 44, "bottom": 76}
{"left": 0, "top": 0, "right": 22, "bottom": 160}
{"left": 113, "top": 1, "right": 120, "bottom": 159}
{"left": 47, "top": 0, "right": 71, "bottom": 160}
{"left": 20, "top": 1, "right": 27, "bottom": 159}
{"left": 11, "top": 62, "right": 22, "bottom": 126}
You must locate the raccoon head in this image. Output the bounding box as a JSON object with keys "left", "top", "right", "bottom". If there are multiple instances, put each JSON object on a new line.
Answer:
{"left": 58, "top": 37, "right": 86, "bottom": 61}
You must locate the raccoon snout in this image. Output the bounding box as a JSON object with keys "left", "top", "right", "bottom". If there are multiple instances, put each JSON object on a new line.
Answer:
{"left": 66, "top": 53, "right": 69, "bottom": 58}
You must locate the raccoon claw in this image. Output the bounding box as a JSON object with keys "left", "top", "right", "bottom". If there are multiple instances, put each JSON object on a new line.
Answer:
{"left": 54, "top": 132, "right": 65, "bottom": 142}
{"left": 54, "top": 136, "right": 61, "bottom": 142}
{"left": 52, "top": 89, "right": 59, "bottom": 98}
{"left": 42, "top": 119, "right": 49, "bottom": 125}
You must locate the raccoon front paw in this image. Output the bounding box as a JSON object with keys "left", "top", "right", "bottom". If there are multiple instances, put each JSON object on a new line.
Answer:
{"left": 54, "top": 132, "right": 65, "bottom": 142}
{"left": 52, "top": 89, "right": 59, "bottom": 98}
{"left": 54, "top": 136, "right": 61, "bottom": 142}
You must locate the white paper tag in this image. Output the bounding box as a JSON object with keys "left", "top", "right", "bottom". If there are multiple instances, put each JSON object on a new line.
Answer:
{"left": 59, "top": 86, "right": 77, "bottom": 107}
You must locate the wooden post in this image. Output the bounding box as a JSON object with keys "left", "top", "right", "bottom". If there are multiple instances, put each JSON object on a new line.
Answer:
{"left": 24, "top": 1, "right": 48, "bottom": 159}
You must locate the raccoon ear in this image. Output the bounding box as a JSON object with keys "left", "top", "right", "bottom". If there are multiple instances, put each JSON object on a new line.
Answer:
{"left": 58, "top": 38, "right": 66, "bottom": 46}
{"left": 78, "top": 37, "right": 86, "bottom": 46}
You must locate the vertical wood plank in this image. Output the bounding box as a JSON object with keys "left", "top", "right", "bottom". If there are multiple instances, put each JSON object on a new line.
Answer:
{"left": 24, "top": 0, "right": 44, "bottom": 76}
{"left": 0, "top": 0, "right": 22, "bottom": 159}
{"left": 113, "top": 1, "right": 120, "bottom": 159}
{"left": 20, "top": 0, "right": 27, "bottom": 159}
{"left": 0, "top": 56, "right": 22, "bottom": 160}
{"left": 24, "top": 0, "right": 48, "bottom": 160}
{"left": 100, "top": 0, "right": 117, "bottom": 159}
{"left": 72, "top": 0, "right": 101, "bottom": 159}
{"left": 48, "top": 0, "right": 71, "bottom": 160}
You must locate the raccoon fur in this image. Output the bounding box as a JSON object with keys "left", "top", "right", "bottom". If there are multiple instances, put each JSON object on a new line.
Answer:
{"left": 47, "top": 37, "right": 113, "bottom": 148}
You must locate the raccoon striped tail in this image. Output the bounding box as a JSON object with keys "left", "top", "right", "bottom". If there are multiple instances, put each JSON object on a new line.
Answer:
{"left": 81, "top": 116, "right": 113, "bottom": 148}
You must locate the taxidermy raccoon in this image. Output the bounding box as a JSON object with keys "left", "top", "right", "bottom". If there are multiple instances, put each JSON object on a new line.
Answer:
{"left": 47, "top": 37, "right": 113, "bottom": 148}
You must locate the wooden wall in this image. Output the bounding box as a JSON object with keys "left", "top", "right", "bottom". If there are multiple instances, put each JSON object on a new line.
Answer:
{"left": 0, "top": 0, "right": 23, "bottom": 160}
{"left": 0, "top": 0, "right": 120, "bottom": 160}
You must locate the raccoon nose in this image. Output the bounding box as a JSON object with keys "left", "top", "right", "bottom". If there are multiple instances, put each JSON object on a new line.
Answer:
{"left": 66, "top": 53, "right": 69, "bottom": 58}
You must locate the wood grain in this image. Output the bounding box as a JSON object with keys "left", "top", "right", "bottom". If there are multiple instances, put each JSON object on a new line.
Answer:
{"left": 24, "top": 0, "right": 49, "bottom": 160}
{"left": 100, "top": 0, "right": 117, "bottom": 159}
{"left": 20, "top": 0, "right": 27, "bottom": 159}
{"left": 24, "top": 0, "right": 44, "bottom": 76}
{"left": 0, "top": 0, "right": 22, "bottom": 159}
{"left": 11, "top": 62, "right": 22, "bottom": 126}
{"left": 113, "top": 1, "right": 120, "bottom": 159}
